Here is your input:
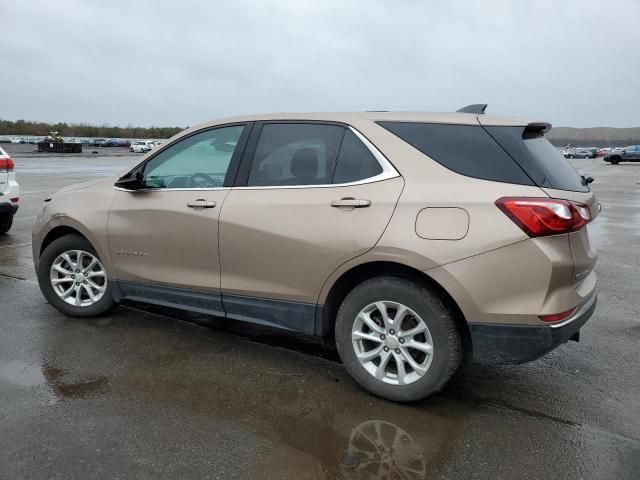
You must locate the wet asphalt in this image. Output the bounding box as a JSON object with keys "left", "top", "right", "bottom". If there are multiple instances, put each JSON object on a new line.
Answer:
{"left": 0, "top": 147, "right": 639, "bottom": 479}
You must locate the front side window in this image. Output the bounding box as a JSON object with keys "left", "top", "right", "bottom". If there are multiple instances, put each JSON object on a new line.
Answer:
{"left": 247, "top": 123, "right": 343, "bottom": 186}
{"left": 143, "top": 125, "right": 244, "bottom": 189}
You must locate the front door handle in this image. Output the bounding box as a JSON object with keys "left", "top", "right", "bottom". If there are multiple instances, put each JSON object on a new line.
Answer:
{"left": 186, "top": 199, "right": 216, "bottom": 209}
{"left": 330, "top": 198, "right": 371, "bottom": 208}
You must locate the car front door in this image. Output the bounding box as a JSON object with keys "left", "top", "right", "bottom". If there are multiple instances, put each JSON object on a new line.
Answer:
{"left": 218, "top": 122, "right": 404, "bottom": 334}
{"left": 108, "top": 124, "right": 250, "bottom": 314}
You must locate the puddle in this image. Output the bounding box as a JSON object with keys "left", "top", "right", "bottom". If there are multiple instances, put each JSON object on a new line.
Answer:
{"left": 0, "top": 360, "right": 46, "bottom": 387}
{"left": 0, "top": 360, "right": 109, "bottom": 400}
{"left": 52, "top": 376, "right": 109, "bottom": 399}
{"left": 338, "top": 420, "right": 427, "bottom": 479}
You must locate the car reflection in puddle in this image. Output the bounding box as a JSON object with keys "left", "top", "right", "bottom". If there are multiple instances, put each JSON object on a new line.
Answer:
{"left": 340, "top": 420, "right": 426, "bottom": 480}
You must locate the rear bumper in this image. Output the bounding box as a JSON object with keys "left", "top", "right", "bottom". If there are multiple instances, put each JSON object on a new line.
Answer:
{"left": 469, "top": 293, "right": 597, "bottom": 365}
{"left": 0, "top": 202, "right": 18, "bottom": 216}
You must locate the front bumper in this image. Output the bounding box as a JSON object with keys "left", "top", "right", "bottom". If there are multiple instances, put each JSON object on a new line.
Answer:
{"left": 469, "top": 293, "right": 597, "bottom": 365}
{"left": 0, "top": 202, "right": 19, "bottom": 216}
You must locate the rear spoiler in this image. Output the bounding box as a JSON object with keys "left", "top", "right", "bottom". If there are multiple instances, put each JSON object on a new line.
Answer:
{"left": 525, "top": 122, "right": 552, "bottom": 134}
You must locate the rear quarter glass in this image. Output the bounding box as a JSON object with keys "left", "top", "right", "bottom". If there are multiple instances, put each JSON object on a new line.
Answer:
{"left": 377, "top": 122, "right": 535, "bottom": 186}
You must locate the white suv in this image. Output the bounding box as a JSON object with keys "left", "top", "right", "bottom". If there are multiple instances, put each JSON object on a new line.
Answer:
{"left": 130, "top": 141, "right": 154, "bottom": 153}
{"left": 0, "top": 146, "right": 19, "bottom": 234}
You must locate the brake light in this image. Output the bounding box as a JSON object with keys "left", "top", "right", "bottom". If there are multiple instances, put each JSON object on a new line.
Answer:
{"left": 539, "top": 308, "right": 576, "bottom": 323}
{"left": 10, "top": 197, "right": 19, "bottom": 204}
{"left": 0, "top": 157, "right": 14, "bottom": 171}
{"left": 496, "top": 197, "right": 591, "bottom": 237}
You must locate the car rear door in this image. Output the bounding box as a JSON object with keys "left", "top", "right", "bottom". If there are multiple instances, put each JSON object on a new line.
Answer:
{"left": 218, "top": 122, "right": 404, "bottom": 334}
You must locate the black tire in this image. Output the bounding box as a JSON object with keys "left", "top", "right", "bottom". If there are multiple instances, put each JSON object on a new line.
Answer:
{"left": 610, "top": 156, "right": 620, "bottom": 165}
{"left": 335, "top": 276, "right": 462, "bottom": 402}
{"left": 37, "top": 234, "right": 115, "bottom": 317}
{"left": 0, "top": 214, "right": 13, "bottom": 234}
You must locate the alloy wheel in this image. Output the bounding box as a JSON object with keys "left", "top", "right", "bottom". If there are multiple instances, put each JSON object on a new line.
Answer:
{"left": 352, "top": 301, "right": 434, "bottom": 385}
{"left": 49, "top": 250, "right": 107, "bottom": 307}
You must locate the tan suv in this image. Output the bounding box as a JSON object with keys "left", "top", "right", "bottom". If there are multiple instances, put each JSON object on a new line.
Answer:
{"left": 32, "top": 106, "right": 599, "bottom": 402}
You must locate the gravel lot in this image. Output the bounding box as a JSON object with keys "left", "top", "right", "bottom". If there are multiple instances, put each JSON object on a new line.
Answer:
{"left": 1, "top": 150, "right": 639, "bottom": 479}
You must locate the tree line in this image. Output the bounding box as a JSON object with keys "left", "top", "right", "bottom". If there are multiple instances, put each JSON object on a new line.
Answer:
{"left": 0, "top": 119, "right": 184, "bottom": 139}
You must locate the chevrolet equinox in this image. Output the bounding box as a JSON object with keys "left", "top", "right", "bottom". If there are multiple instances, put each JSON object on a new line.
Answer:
{"left": 33, "top": 106, "right": 598, "bottom": 402}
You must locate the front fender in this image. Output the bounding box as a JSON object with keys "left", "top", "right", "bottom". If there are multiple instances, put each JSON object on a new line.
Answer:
{"left": 32, "top": 180, "right": 116, "bottom": 276}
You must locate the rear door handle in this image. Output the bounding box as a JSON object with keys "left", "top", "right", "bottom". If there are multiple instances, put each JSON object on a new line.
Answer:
{"left": 330, "top": 198, "right": 371, "bottom": 208}
{"left": 186, "top": 199, "right": 216, "bottom": 209}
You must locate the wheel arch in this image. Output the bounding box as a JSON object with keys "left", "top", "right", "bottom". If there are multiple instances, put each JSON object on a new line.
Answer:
{"left": 35, "top": 217, "right": 113, "bottom": 278}
{"left": 316, "top": 261, "right": 472, "bottom": 359}
{"left": 39, "top": 225, "right": 90, "bottom": 256}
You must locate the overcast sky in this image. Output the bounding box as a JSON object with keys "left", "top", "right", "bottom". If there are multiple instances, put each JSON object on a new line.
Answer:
{"left": 2, "top": 0, "right": 639, "bottom": 128}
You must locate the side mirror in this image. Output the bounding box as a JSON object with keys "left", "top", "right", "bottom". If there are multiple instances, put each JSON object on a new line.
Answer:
{"left": 115, "top": 170, "right": 145, "bottom": 191}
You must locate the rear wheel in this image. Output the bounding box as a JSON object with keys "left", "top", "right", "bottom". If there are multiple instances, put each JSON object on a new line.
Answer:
{"left": 335, "top": 276, "right": 462, "bottom": 402}
{"left": 0, "top": 214, "right": 13, "bottom": 234}
{"left": 37, "top": 234, "right": 115, "bottom": 317}
{"left": 610, "top": 156, "right": 621, "bottom": 165}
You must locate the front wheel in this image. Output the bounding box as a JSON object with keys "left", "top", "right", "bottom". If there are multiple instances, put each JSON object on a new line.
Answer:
{"left": 37, "top": 234, "right": 115, "bottom": 317}
{"left": 335, "top": 276, "right": 462, "bottom": 402}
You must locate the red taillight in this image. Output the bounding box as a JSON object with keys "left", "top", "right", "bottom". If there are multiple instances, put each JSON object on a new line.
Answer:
{"left": 496, "top": 197, "right": 591, "bottom": 237}
{"left": 10, "top": 197, "right": 19, "bottom": 204}
{"left": 539, "top": 308, "right": 576, "bottom": 323}
{"left": 0, "top": 157, "right": 15, "bottom": 171}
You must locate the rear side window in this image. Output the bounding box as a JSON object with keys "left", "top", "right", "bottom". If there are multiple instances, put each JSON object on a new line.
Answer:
{"left": 333, "top": 130, "right": 383, "bottom": 184}
{"left": 378, "top": 122, "right": 534, "bottom": 186}
{"left": 247, "top": 123, "right": 343, "bottom": 186}
{"left": 485, "top": 126, "right": 589, "bottom": 192}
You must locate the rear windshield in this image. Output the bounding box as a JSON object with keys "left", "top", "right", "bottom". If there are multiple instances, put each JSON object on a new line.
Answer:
{"left": 485, "top": 126, "right": 588, "bottom": 192}
{"left": 377, "top": 122, "right": 534, "bottom": 186}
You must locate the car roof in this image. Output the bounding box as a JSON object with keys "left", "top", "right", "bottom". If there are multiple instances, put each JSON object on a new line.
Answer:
{"left": 187, "top": 111, "right": 545, "bottom": 131}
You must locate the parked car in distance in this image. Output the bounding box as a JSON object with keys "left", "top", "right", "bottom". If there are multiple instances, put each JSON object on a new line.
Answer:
{"left": 604, "top": 145, "right": 640, "bottom": 164}
{"left": 93, "top": 139, "right": 108, "bottom": 147}
{"left": 565, "top": 148, "right": 592, "bottom": 159}
{"left": 32, "top": 107, "right": 599, "bottom": 402}
{"left": 10, "top": 138, "right": 24, "bottom": 144}
{"left": 0, "top": 138, "right": 11, "bottom": 144}
{"left": 129, "top": 140, "right": 154, "bottom": 153}
{"left": 0, "top": 146, "right": 19, "bottom": 234}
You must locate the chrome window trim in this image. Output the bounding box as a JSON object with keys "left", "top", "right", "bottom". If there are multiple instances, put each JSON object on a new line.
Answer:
{"left": 234, "top": 126, "right": 400, "bottom": 190}
{"left": 114, "top": 186, "right": 231, "bottom": 193}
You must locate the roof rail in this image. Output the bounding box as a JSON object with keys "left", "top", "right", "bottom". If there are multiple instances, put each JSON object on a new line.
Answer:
{"left": 456, "top": 104, "right": 488, "bottom": 114}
